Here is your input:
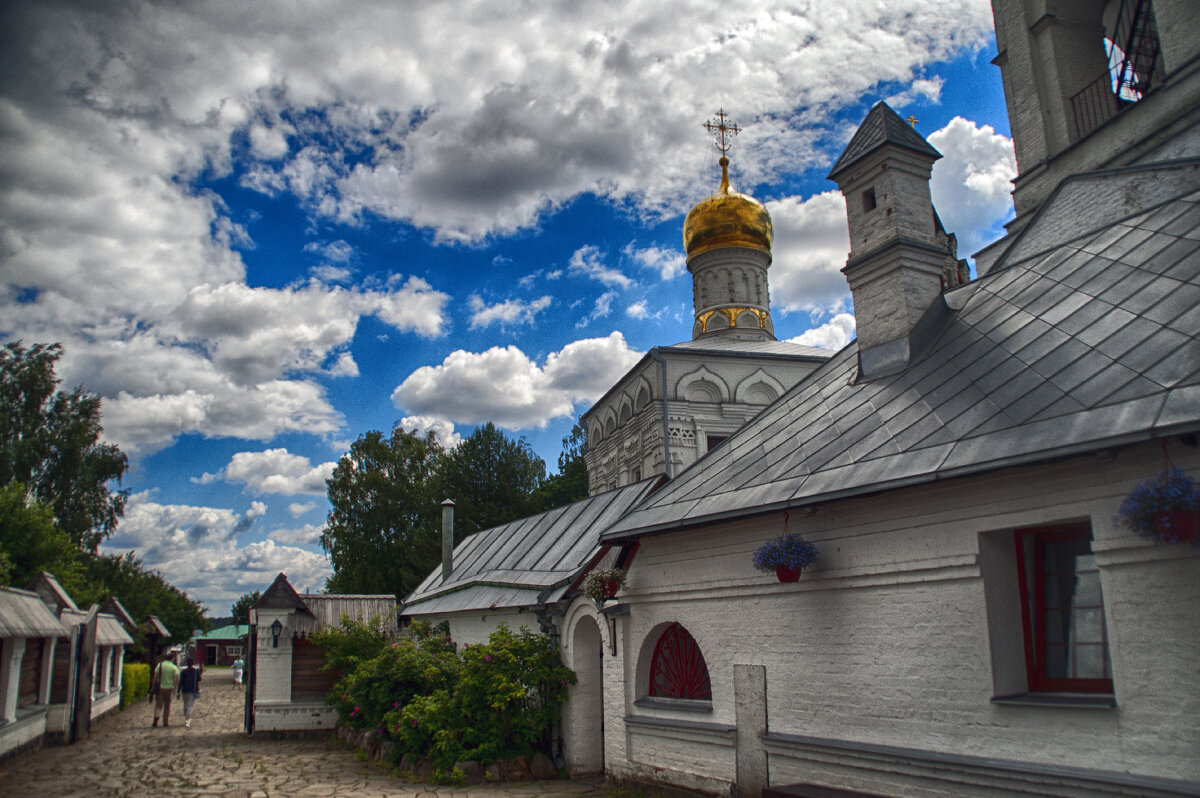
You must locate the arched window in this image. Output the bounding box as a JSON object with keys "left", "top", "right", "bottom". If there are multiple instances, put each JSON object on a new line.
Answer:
{"left": 648, "top": 623, "right": 711, "bottom": 700}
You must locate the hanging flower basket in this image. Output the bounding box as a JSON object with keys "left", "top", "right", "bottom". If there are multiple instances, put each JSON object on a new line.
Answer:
{"left": 753, "top": 533, "right": 819, "bottom": 582}
{"left": 1115, "top": 467, "right": 1200, "bottom": 543}
{"left": 583, "top": 567, "right": 627, "bottom": 601}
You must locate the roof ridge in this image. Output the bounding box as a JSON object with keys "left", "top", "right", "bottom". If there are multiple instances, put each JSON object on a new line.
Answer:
{"left": 827, "top": 101, "right": 941, "bottom": 180}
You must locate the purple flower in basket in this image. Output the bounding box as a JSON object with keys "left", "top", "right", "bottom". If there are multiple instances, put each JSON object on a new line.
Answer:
{"left": 1115, "top": 467, "right": 1200, "bottom": 542}
{"left": 752, "top": 533, "right": 819, "bottom": 572}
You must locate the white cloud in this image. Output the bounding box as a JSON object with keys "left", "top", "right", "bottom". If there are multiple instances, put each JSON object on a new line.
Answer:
{"left": 626, "top": 300, "right": 649, "bottom": 319}
{"left": 569, "top": 245, "right": 632, "bottom": 289}
{"left": 400, "top": 415, "right": 462, "bottom": 448}
{"left": 624, "top": 243, "right": 686, "bottom": 281}
{"left": 885, "top": 76, "right": 945, "bottom": 108}
{"left": 209, "top": 448, "right": 337, "bottom": 495}
{"left": 928, "top": 117, "right": 1017, "bottom": 257}
{"left": 392, "top": 332, "right": 642, "bottom": 429}
{"left": 576, "top": 290, "right": 619, "bottom": 328}
{"left": 269, "top": 523, "right": 325, "bottom": 545}
{"left": 468, "top": 294, "right": 553, "bottom": 329}
{"left": 788, "top": 313, "right": 857, "bottom": 350}
{"left": 766, "top": 191, "right": 853, "bottom": 316}
{"left": 102, "top": 492, "right": 332, "bottom": 608}
{"left": 289, "top": 502, "right": 318, "bottom": 517}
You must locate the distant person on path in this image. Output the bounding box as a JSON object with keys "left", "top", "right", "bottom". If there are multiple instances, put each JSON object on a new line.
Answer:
{"left": 152, "top": 653, "right": 180, "bottom": 728}
{"left": 177, "top": 656, "right": 202, "bottom": 728}
{"left": 232, "top": 655, "right": 244, "bottom": 688}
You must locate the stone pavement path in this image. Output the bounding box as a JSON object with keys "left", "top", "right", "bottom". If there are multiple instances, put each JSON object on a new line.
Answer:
{"left": 0, "top": 667, "right": 620, "bottom": 798}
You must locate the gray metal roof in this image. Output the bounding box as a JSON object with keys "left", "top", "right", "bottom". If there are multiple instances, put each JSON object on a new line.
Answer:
{"left": 604, "top": 161, "right": 1200, "bottom": 541}
{"left": 664, "top": 338, "right": 832, "bottom": 359}
{"left": 0, "top": 587, "right": 69, "bottom": 639}
{"left": 97, "top": 614, "right": 134, "bottom": 646}
{"left": 827, "top": 101, "right": 942, "bottom": 180}
{"left": 404, "top": 478, "right": 661, "bottom": 614}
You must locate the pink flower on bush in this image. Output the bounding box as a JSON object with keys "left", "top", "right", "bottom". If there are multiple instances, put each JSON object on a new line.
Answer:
{"left": 391, "top": 701, "right": 398, "bottom": 708}
{"left": 412, "top": 719, "right": 418, "bottom": 727}
{"left": 484, "top": 654, "right": 492, "bottom": 662}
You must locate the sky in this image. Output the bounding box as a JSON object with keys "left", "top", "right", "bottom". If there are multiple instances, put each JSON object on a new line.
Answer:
{"left": 1, "top": 0, "right": 1018, "bottom": 614}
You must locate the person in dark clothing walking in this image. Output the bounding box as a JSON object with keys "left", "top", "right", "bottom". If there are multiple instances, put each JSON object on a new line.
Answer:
{"left": 177, "top": 657, "right": 202, "bottom": 728}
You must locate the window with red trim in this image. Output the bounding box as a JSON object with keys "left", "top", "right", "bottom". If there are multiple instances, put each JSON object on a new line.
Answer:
{"left": 1014, "top": 523, "right": 1113, "bottom": 693}
{"left": 648, "top": 622, "right": 711, "bottom": 701}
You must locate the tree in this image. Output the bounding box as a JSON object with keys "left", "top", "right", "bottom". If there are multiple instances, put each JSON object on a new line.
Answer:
{"left": 78, "top": 552, "right": 208, "bottom": 657}
{"left": 230, "top": 590, "right": 260, "bottom": 625}
{"left": 533, "top": 422, "right": 589, "bottom": 511}
{"left": 439, "top": 422, "right": 546, "bottom": 538}
{"left": 322, "top": 427, "right": 446, "bottom": 597}
{"left": 0, "top": 342, "right": 128, "bottom": 551}
{"left": 0, "top": 482, "right": 83, "bottom": 589}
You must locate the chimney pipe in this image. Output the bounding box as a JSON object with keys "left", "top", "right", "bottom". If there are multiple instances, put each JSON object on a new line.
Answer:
{"left": 441, "top": 499, "right": 455, "bottom": 582}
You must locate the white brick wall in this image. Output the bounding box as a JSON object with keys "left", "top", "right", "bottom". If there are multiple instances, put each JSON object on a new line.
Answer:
{"left": 597, "top": 440, "right": 1200, "bottom": 794}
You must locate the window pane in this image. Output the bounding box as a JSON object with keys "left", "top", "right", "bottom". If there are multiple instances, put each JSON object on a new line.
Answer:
{"left": 1072, "top": 607, "right": 1104, "bottom": 643}
{"left": 1073, "top": 644, "right": 1107, "bottom": 679}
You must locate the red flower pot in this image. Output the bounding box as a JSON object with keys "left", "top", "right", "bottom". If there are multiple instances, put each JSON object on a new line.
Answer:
{"left": 775, "top": 566, "right": 803, "bottom": 583}
{"left": 603, "top": 579, "right": 621, "bottom": 599}
{"left": 1154, "top": 510, "right": 1199, "bottom": 542}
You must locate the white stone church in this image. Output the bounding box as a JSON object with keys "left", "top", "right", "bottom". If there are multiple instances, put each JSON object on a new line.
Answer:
{"left": 405, "top": 1, "right": 1200, "bottom": 795}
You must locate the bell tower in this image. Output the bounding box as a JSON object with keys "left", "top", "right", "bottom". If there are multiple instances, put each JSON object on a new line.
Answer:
{"left": 682, "top": 111, "right": 775, "bottom": 342}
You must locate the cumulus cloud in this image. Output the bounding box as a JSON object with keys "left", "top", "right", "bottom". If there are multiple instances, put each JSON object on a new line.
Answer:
{"left": 201, "top": 448, "right": 337, "bottom": 495}
{"left": 627, "top": 300, "right": 649, "bottom": 319}
{"left": 400, "top": 415, "right": 462, "bottom": 448}
{"left": 468, "top": 295, "right": 553, "bottom": 329}
{"left": 788, "top": 313, "right": 857, "bottom": 350}
{"left": 392, "top": 332, "right": 642, "bottom": 429}
{"left": 569, "top": 246, "right": 632, "bottom": 289}
{"left": 102, "top": 492, "right": 332, "bottom": 607}
{"left": 624, "top": 243, "right": 686, "bottom": 281}
{"left": 289, "top": 502, "right": 318, "bottom": 517}
{"left": 767, "top": 191, "right": 854, "bottom": 316}
{"left": 269, "top": 523, "right": 325, "bottom": 545}
{"left": 929, "top": 117, "right": 1017, "bottom": 257}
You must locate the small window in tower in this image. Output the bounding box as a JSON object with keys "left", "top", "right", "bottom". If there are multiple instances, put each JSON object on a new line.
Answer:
{"left": 862, "top": 188, "right": 877, "bottom": 212}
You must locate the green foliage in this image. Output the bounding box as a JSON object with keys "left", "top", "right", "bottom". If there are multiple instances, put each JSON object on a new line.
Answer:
{"left": 0, "top": 342, "right": 128, "bottom": 551}
{"left": 322, "top": 427, "right": 446, "bottom": 596}
{"left": 533, "top": 422, "right": 589, "bottom": 512}
{"left": 320, "top": 618, "right": 457, "bottom": 733}
{"left": 334, "top": 622, "right": 575, "bottom": 770}
{"left": 120, "top": 663, "right": 151, "bottom": 709}
{"left": 230, "top": 590, "right": 260, "bottom": 625}
{"left": 439, "top": 422, "right": 546, "bottom": 538}
{"left": 0, "top": 482, "right": 84, "bottom": 588}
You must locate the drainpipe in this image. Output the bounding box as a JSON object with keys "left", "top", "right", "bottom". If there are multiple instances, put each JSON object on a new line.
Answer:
{"left": 440, "top": 499, "right": 455, "bottom": 582}
{"left": 649, "top": 347, "right": 672, "bottom": 478}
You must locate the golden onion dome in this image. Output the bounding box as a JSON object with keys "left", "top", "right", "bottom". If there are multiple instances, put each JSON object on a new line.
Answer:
{"left": 683, "top": 156, "right": 773, "bottom": 259}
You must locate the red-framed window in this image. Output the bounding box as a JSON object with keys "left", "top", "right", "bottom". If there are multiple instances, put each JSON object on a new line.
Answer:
{"left": 648, "top": 622, "right": 711, "bottom": 701}
{"left": 1014, "top": 523, "right": 1113, "bottom": 693}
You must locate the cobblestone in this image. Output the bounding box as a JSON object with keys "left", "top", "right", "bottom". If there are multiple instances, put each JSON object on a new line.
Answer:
{"left": 0, "top": 668, "right": 615, "bottom": 797}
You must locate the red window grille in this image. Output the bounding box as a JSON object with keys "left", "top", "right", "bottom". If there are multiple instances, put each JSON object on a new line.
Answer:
{"left": 1014, "top": 523, "right": 1113, "bottom": 694}
{"left": 648, "top": 622, "right": 711, "bottom": 700}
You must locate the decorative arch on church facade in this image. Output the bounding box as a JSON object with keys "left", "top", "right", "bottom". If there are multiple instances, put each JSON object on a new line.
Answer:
{"left": 645, "top": 622, "right": 712, "bottom": 701}
{"left": 602, "top": 409, "right": 617, "bottom": 436}
{"left": 589, "top": 421, "right": 604, "bottom": 445}
{"left": 617, "top": 395, "right": 633, "bottom": 426}
{"left": 676, "top": 366, "right": 730, "bottom": 403}
{"left": 735, "top": 369, "right": 786, "bottom": 405}
{"left": 633, "top": 377, "right": 652, "bottom": 412}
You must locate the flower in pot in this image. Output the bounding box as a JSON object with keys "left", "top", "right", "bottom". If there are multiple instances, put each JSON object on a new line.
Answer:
{"left": 583, "top": 567, "right": 627, "bottom": 601}
{"left": 1115, "top": 467, "right": 1200, "bottom": 543}
{"left": 752, "top": 533, "right": 819, "bottom": 582}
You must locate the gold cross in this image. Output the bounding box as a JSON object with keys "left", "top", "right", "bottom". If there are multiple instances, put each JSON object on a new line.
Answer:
{"left": 905, "top": 114, "right": 919, "bottom": 128}
{"left": 703, "top": 109, "right": 740, "bottom": 155}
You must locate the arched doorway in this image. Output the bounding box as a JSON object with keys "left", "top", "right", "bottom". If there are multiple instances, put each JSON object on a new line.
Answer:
{"left": 565, "top": 615, "right": 604, "bottom": 774}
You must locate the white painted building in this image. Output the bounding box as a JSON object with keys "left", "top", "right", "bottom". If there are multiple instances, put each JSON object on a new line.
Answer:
{"left": 405, "top": 2, "right": 1200, "bottom": 794}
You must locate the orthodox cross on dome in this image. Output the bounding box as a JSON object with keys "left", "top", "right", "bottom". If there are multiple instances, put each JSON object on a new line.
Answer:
{"left": 703, "top": 109, "right": 740, "bottom": 155}
{"left": 905, "top": 114, "right": 919, "bottom": 128}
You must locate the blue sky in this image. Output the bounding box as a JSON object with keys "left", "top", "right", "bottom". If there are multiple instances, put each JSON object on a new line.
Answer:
{"left": 1, "top": 0, "right": 1016, "bottom": 612}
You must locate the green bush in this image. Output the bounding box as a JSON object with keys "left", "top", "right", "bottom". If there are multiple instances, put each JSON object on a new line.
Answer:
{"left": 120, "top": 663, "right": 151, "bottom": 709}
{"left": 320, "top": 620, "right": 575, "bottom": 770}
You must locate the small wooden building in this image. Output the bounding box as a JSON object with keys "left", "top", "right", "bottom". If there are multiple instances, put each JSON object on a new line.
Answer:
{"left": 0, "top": 586, "right": 69, "bottom": 760}
{"left": 192, "top": 624, "right": 249, "bottom": 666}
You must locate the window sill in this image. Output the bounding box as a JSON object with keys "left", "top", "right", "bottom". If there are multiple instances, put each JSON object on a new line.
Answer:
{"left": 991, "top": 692, "right": 1116, "bottom": 709}
{"left": 634, "top": 696, "right": 713, "bottom": 713}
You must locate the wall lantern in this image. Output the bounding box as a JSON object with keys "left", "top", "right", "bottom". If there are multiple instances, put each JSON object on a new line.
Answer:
{"left": 270, "top": 618, "right": 283, "bottom": 648}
